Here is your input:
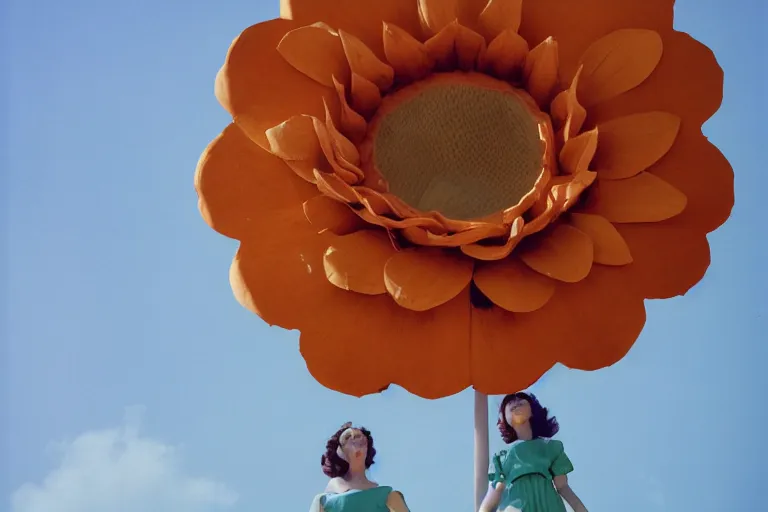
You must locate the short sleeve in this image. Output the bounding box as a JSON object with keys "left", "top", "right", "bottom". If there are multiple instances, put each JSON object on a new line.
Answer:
{"left": 309, "top": 494, "right": 326, "bottom": 512}
{"left": 549, "top": 441, "right": 574, "bottom": 476}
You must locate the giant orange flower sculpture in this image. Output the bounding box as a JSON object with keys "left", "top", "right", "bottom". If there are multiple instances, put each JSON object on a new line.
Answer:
{"left": 196, "top": 0, "right": 733, "bottom": 399}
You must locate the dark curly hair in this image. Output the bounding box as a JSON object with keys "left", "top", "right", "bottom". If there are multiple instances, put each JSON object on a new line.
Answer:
{"left": 321, "top": 422, "right": 377, "bottom": 478}
{"left": 497, "top": 392, "right": 559, "bottom": 443}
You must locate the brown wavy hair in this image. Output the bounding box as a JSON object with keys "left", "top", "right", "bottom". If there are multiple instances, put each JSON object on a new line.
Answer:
{"left": 497, "top": 392, "right": 560, "bottom": 444}
{"left": 321, "top": 422, "right": 377, "bottom": 477}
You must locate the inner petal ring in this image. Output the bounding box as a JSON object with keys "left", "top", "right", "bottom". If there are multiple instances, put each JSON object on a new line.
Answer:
{"left": 360, "top": 72, "right": 553, "bottom": 221}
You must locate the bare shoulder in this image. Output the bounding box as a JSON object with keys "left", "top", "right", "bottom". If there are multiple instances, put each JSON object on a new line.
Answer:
{"left": 325, "top": 477, "right": 346, "bottom": 493}
{"left": 386, "top": 490, "right": 411, "bottom": 512}
{"left": 386, "top": 490, "right": 407, "bottom": 506}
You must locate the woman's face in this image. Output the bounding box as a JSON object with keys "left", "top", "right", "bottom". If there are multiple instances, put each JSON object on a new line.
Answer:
{"left": 504, "top": 396, "right": 532, "bottom": 426}
{"left": 337, "top": 427, "right": 368, "bottom": 462}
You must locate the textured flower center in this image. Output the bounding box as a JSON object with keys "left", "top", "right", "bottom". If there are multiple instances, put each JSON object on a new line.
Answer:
{"left": 369, "top": 73, "right": 545, "bottom": 221}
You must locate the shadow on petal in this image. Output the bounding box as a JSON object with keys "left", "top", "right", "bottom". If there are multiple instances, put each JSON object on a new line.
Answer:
{"left": 651, "top": 129, "right": 734, "bottom": 235}
{"left": 615, "top": 219, "right": 711, "bottom": 299}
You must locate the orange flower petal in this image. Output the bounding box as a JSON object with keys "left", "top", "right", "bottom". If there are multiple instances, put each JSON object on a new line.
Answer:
{"left": 519, "top": 224, "right": 593, "bottom": 283}
{"left": 550, "top": 66, "right": 585, "bottom": 141}
{"left": 559, "top": 128, "right": 598, "bottom": 175}
{"left": 653, "top": 131, "right": 733, "bottom": 235}
{"left": 196, "top": 125, "right": 317, "bottom": 241}
{"left": 312, "top": 117, "right": 360, "bottom": 185}
{"left": 314, "top": 169, "right": 358, "bottom": 202}
{"left": 418, "top": 0, "right": 459, "bottom": 36}
{"left": 322, "top": 99, "right": 366, "bottom": 183}
{"left": 265, "top": 116, "right": 326, "bottom": 182}
{"left": 470, "top": 305, "right": 557, "bottom": 394}
{"left": 277, "top": 23, "right": 351, "bottom": 88}
{"left": 383, "top": 23, "right": 433, "bottom": 81}
{"left": 520, "top": 0, "right": 673, "bottom": 81}
{"left": 594, "top": 112, "right": 681, "bottom": 180}
{"left": 425, "top": 22, "right": 486, "bottom": 71}
{"left": 301, "top": 289, "right": 472, "bottom": 398}
{"left": 480, "top": 28, "right": 528, "bottom": 78}
{"left": 471, "top": 264, "right": 646, "bottom": 393}
{"left": 522, "top": 188, "right": 564, "bottom": 237}
{"left": 588, "top": 31, "right": 723, "bottom": 135}
{"left": 478, "top": 0, "right": 523, "bottom": 40}
{"left": 219, "top": 19, "right": 336, "bottom": 151}
{"left": 425, "top": 22, "right": 460, "bottom": 70}
{"left": 577, "top": 29, "right": 663, "bottom": 108}
{"left": 455, "top": 24, "right": 487, "bottom": 71}
{"left": 357, "top": 207, "right": 449, "bottom": 233}
{"left": 339, "top": 30, "right": 395, "bottom": 91}
{"left": 280, "top": 0, "right": 421, "bottom": 58}
{"left": 615, "top": 220, "right": 710, "bottom": 299}
{"left": 322, "top": 100, "right": 361, "bottom": 167}
{"left": 587, "top": 172, "right": 687, "bottom": 223}
{"left": 561, "top": 170, "right": 597, "bottom": 210}
{"left": 331, "top": 76, "right": 368, "bottom": 144}
{"left": 473, "top": 257, "right": 556, "bottom": 313}
{"left": 586, "top": 32, "right": 732, "bottom": 234}
{"left": 231, "top": 205, "right": 470, "bottom": 398}
{"left": 303, "top": 195, "right": 367, "bottom": 235}
{"left": 350, "top": 73, "right": 382, "bottom": 116}
{"left": 229, "top": 209, "right": 363, "bottom": 332}
{"left": 323, "top": 230, "right": 396, "bottom": 295}
{"left": 523, "top": 37, "right": 559, "bottom": 107}
{"left": 401, "top": 223, "right": 507, "bottom": 247}
{"left": 384, "top": 249, "right": 474, "bottom": 311}
{"left": 568, "top": 213, "right": 632, "bottom": 265}
{"left": 460, "top": 217, "right": 523, "bottom": 260}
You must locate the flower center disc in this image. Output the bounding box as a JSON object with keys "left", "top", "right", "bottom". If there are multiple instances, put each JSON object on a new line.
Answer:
{"left": 369, "top": 73, "right": 546, "bottom": 221}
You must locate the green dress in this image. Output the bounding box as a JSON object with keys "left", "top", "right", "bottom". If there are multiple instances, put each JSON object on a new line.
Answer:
{"left": 316, "top": 486, "right": 405, "bottom": 512}
{"left": 488, "top": 439, "right": 573, "bottom": 512}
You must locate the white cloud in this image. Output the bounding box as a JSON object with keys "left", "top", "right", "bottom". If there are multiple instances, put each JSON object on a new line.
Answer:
{"left": 11, "top": 406, "right": 238, "bottom": 512}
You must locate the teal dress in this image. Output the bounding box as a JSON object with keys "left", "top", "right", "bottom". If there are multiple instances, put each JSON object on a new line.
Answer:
{"left": 317, "top": 486, "right": 404, "bottom": 512}
{"left": 489, "top": 439, "right": 573, "bottom": 512}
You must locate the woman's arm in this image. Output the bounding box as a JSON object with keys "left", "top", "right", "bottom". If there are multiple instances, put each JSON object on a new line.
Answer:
{"left": 478, "top": 482, "right": 505, "bottom": 512}
{"left": 553, "top": 475, "right": 587, "bottom": 512}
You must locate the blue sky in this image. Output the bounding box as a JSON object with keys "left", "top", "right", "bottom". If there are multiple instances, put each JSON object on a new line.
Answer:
{"left": 4, "top": 0, "right": 766, "bottom": 511}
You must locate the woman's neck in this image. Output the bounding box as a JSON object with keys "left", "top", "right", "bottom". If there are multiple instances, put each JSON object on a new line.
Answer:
{"left": 344, "top": 465, "right": 369, "bottom": 484}
{"left": 513, "top": 422, "right": 533, "bottom": 441}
